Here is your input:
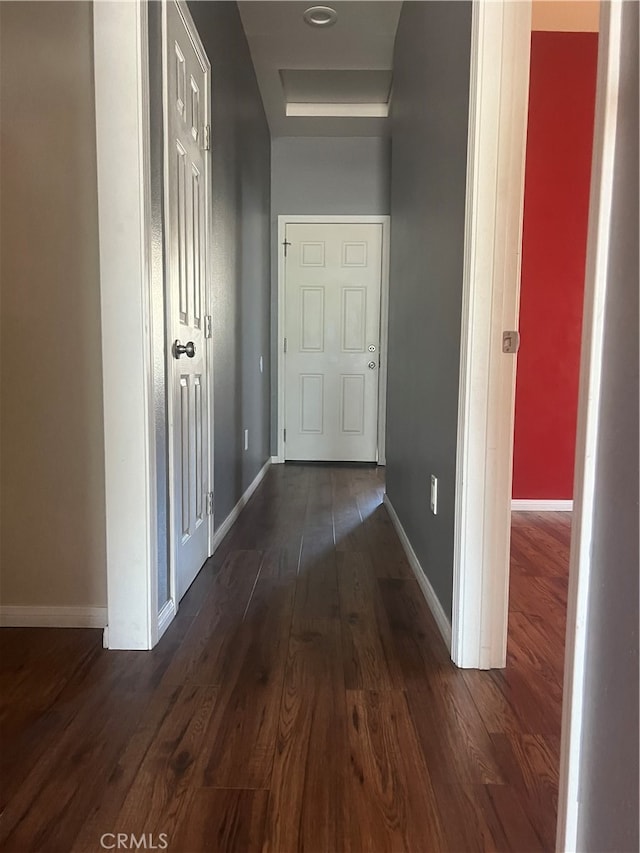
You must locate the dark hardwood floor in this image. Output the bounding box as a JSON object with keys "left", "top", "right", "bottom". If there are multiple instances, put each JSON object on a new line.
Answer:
{"left": 0, "top": 466, "right": 570, "bottom": 852}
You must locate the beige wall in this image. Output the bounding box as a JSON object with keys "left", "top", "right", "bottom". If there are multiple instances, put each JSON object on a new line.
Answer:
{"left": 0, "top": 2, "right": 107, "bottom": 608}
{"left": 532, "top": 0, "right": 600, "bottom": 32}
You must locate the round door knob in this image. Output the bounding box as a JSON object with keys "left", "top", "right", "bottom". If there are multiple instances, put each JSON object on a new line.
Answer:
{"left": 368, "top": 361, "right": 377, "bottom": 369}
{"left": 173, "top": 340, "right": 196, "bottom": 359}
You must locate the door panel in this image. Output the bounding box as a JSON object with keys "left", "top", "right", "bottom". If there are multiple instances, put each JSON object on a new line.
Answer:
{"left": 300, "top": 374, "right": 324, "bottom": 434}
{"left": 341, "top": 375, "right": 365, "bottom": 434}
{"left": 284, "top": 223, "right": 382, "bottom": 462}
{"left": 165, "top": 0, "right": 210, "bottom": 602}
{"left": 342, "top": 287, "right": 367, "bottom": 351}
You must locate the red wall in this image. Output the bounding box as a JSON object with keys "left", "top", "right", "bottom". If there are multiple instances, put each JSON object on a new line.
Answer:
{"left": 512, "top": 31, "right": 598, "bottom": 500}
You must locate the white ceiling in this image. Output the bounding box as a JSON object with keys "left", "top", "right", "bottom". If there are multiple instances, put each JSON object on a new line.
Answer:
{"left": 237, "top": 1, "right": 403, "bottom": 138}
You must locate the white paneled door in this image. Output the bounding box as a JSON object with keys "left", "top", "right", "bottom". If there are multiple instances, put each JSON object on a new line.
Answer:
{"left": 284, "top": 223, "right": 383, "bottom": 461}
{"left": 165, "top": 1, "right": 211, "bottom": 601}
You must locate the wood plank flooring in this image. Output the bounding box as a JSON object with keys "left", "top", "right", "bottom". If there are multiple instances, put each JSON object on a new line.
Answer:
{"left": 0, "top": 466, "right": 570, "bottom": 852}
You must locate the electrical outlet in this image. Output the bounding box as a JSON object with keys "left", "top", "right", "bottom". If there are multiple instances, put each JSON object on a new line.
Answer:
{"left": 244, "top": 429, "right": 249, "bottom": 451}
{"left": 430, "top": 475, "right": 438, "bottom": 515}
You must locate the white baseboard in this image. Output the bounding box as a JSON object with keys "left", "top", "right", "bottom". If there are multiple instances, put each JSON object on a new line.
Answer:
{"left": 271, "top": 455, "right": 284, "bottom": 464}
{"left": 383, "top": 495, "right": 452, "bottom": 651}
{"left": 211, "top": 458, "right": 272, "bottom": 552}
{"left": 0, "top": 605, "right": 107, "bottom": 629}
{"left": 511, "top": 499, "right": 573, "bottom": 511}
{"left": 157, "top": 598, "right": 176, "bottom": 641}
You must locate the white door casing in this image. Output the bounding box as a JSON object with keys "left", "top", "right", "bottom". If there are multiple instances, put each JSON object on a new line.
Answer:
{"left": 163, "top": 0, "right": 212, "bottom": 602}
{"left": 451, "top": 0, "right": 532, "bottom": 669}
{"left": 283, "top": 222, "right": 383, "bottom": 462}
{"left": 94, "top": 0, "right": 158, "bottom": 649}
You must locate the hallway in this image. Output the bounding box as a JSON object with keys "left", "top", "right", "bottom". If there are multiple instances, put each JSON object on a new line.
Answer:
{"left": 0, "top": 465, "right": 565, "bottom": 852}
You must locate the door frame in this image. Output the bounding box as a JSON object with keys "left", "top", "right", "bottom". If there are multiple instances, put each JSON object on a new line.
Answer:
{"left": 94, "top": 0, "right": 158, "bottom": 650}
{"left": 454, "top": 0, "right": 620, "bottom": 848}
{"left": 94, "top": 0, "right": 214, "bottom": 649}
{"left": 276, "top": 215, "right": 390, "bottom": 465}
{"left": 161, "top": 0, "right": 215, "bottom": 614}
{"left": 451, "top": 0, "right": 532, "bottom": 669}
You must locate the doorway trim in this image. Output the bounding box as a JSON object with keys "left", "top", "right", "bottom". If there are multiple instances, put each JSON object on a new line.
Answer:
{"left": 94, "top": 0, "right": 158, "bottom": 649}
{"left": 453, "top": 0, "right": 621, "bottom": 846}
{"left": 95, "top": 0, "right": 215, "bottom": 649}
{"left": 276, "top": 214, "right": 390, "bottom": 465}
{"left": 451, "top": 0, "right": 532, "bottom": 669}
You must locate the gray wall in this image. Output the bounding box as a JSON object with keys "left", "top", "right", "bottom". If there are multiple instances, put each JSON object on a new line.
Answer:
{"left": 576, "top": 3, "right": 639, "bottom": 849}
{"left": 271, "top": 136, "right": 390, "bottom": 217}
{"left": 188, "top": 1, "right": 272, "bottom": 528}
{"left": 385, "top": 1, "right": 472, "bottom": 619}
{"left": 270, "top": 135, "right": 391, "bottom": 452}
{"left": 0, "top": 2, "right": 107, "bottom": 609}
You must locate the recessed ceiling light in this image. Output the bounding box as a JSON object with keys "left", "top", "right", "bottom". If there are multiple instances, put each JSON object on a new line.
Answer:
{"left": 303, "top": 6, "right": 338, "bottom": 28}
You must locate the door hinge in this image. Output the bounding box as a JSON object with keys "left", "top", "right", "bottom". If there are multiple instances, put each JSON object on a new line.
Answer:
{"left": 206, "top": 492, "right": 214, "bottom": 516}
{"left": 203, "top": 124, "right": 211, "bottom": 151}
{"left": 283, "top": 428, "right": 287, "bottom": 443}
{"left": 204, "top": 315, "right": 212, "bottom": 339}
{"left": 283, "top": 337, "right": 288, "bottom": 353}
{"left": 283, "top": 239, "right": 291, "bottom": 257}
